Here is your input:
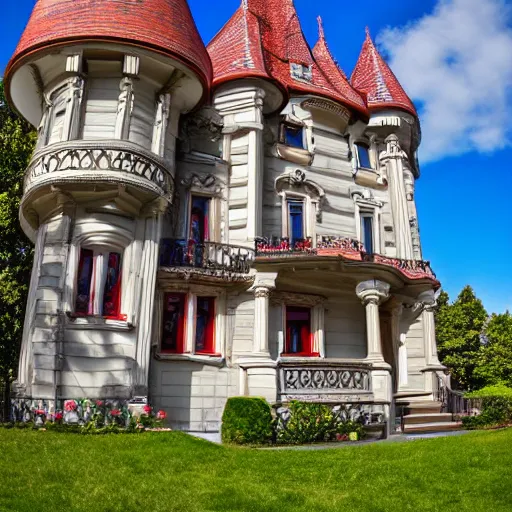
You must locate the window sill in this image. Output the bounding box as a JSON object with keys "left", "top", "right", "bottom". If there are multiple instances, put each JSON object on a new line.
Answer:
{"left": 65, "top": 313, "right": 134, "bottom": 332}
{"left": 354, "top": 168, "right": 388, "bottom": 190}
{"left": 280, "top": 353, "right": 321, "bottom": 359}
{"left": 155, "top": 352, "right": 225, "bottom": 366}
{"left": 275, "top": 143, "right": 313, "bottom": 166}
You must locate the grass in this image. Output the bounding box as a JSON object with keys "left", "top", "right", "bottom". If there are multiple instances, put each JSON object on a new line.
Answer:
{"left": 0, "top": 429, "right": 511, "bottom": 512}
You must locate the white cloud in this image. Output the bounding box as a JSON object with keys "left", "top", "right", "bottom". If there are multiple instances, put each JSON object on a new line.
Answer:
{"left": 377, "top": 0, "right": 512, "bottom": 163}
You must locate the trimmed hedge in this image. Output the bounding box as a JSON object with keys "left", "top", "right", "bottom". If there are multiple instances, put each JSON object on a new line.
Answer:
{"left": 462, "top": 385, "right": 512, "bottom": 429}
{"left": 221, "top": 397, "right": 273, "bottom": 445}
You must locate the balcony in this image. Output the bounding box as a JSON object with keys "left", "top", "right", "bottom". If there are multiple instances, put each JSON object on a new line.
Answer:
{"left": 160, "top": 239, "right": 255, "bottom": 277}
{"left": 278, "top": 360, "right": 373, "bottom": 403}
{"left": 23, "top": 140, "right": 174, "bottom": 199}
{"left": 255, "top": 235, "right": 437, "bottom": 283}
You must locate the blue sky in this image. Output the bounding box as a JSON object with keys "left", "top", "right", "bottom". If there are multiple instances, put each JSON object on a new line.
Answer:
{"left": 2, "top": 0, "right": 512, "bottom": 313}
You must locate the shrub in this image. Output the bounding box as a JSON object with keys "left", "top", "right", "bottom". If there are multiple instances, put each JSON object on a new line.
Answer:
{"left": 463, "top": 385, "right": 512, "bottom": 429}
{"left": 221, "top": 397, "right": 273, "bottom": 445}
{"left": 276, "top": 401, "right": 366, "bottom": 445}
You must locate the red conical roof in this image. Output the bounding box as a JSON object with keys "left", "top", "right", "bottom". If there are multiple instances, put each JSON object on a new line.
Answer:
{"left": 351, "top": 29, "right": 416, "bottom": 117}
{"left": 5, "top": 0, "right": 212, "bottom": 90}
{"left": 312, "top": 17, "right": 368, "bottom": 117}
{"left": 208, "top": 1, "right": 273, "bottom": 87}
{"left": 208, "top": 0, "right": 368, "bottom": 119}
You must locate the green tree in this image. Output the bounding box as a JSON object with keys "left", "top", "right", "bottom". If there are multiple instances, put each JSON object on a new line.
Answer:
{"left": 435, "top": 286, "right": 488, "bottom": 390}
{"left": 474, "top": 312, "right": 512, "bottom": 387}
{"left": 0, "top": 79, "right": 36, "bottom": 397}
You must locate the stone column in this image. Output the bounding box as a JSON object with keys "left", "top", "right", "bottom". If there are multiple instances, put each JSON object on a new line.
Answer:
{"left": 356, "top": 279, "right": 390, "bottom": 364}
{"left": 379, "top": 135, "right": 414, "bottom": 260}
{"left": 250, "top": 272, "right": 278, "bottom": 356}
{"left": 423, "top": 302, "right": 444, "bottom": 370}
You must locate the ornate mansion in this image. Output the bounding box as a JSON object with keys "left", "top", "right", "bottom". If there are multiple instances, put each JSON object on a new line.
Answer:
{"left": 4, "top": 0, "right": 446, "bottom": 434}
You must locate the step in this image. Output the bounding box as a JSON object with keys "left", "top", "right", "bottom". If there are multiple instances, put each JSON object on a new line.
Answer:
{"left": 403, "top": 413, "right": 453, "bottom": 425}
{"left": 403, "top": 402, "right": 442, "bottom": 415}
{"left": 403, "top": 421, "right": 462, "bottom": 434}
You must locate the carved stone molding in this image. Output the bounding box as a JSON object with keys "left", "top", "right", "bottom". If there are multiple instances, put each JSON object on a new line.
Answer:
{"left": 275, "top": 170, "right": 325, "bottom": 200}
{"left": 181, "top": 173, "right": 222, "bottom": 195}
{"left": 271, "top": 291, "right": 326, "bottom": 308}
{"left": 254, "top": 287, "right": 271, "bottom": 299}
{"left": 25, "top": 140, "right": 174, "bottom": 198}
{"left": 301, "top": 98, "right": 351, "bottom": 123}
{"left": 356, "top": 279, "right": 391, "bottom": 306}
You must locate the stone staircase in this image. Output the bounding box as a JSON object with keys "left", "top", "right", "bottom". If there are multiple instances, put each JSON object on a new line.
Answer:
{"left": 400, "top": 401, "right": 462, "bottom": 434}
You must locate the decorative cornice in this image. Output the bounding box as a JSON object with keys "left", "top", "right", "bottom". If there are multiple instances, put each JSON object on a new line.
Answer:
{"left": 271, "top": 291, "right": 326, "bottom": 308}
{"left": 301, "top": 98, "right": 351, "bottom": 123}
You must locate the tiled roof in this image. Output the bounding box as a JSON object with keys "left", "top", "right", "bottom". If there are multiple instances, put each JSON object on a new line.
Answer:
{"left": 312, "top": 17, "right": 368, "bottom": 117}
{"left": 208, "top": 0, "right": 369, "bottom": 118}
{"left": 5, "top": 0, "right": 212, "bottom": 90}
{"left": 208, "top": 2, "right": 272, "bottom": 87}
{"left": 351, "top": 29, "right": 416, "bottom": 117}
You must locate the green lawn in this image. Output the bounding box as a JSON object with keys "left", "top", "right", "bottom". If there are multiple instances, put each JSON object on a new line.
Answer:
{"left": 0, "top": 429, "right": 511, "bottom": 512}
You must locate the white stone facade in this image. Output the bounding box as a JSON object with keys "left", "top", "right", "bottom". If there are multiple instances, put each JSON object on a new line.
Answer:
{"left": 10, "top": 27, "right": 443, "bottom": 436}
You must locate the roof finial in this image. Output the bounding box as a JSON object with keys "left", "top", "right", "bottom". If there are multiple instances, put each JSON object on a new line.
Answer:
{"left": 365, "top": 26, "right": 372, "bottom": 39}
{"left": 242, "top": 0, "right": 248, "bottom": 10}
{"left": 317, "top": 16, "right": 325, "bottom": 40}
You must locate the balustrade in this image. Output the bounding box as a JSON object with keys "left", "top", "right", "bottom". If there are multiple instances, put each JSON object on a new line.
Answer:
{"left": 160, "top": 239, "right": 255, "bottom": 275}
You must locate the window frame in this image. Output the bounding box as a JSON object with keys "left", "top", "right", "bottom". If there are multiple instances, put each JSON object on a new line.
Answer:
{"left": 360, "top": 212, "right": 375, "bottom": 255}
{"left": 279, "top": 121, "right": 306, "bottom": 150}
{"left": 74, "top": 246, "right": 124, "bottom": 320}
{"left": 280, "top": 305, "right": 321, "bottom": 358}
{"left": 353, "top": 195, "right": 383, "bottom": 255}
{"left": 161, "top": 292, "right": 187, "bottom": 354}
{"left": 354, "top": 140, "right": 375, "bottom": 171}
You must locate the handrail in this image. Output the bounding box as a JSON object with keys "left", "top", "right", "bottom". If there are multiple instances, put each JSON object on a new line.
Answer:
{"left": 434, "top": 372, "right": 480, "bottom": 417}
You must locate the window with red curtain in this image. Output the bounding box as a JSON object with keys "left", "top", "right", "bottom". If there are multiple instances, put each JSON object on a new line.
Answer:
{"left": 75, "top": 249, "right": 123, "bottom": 319}
{"left": 161, "top": 293, "right": 186, "bottom": 353}
{"left": 195, "top": 297, "right": 216, "bottom": 354}
{"left": 284, "top": 306, "right": 314, "bottom": 356}
{"left": 189, "top": 196, "right": 210, "bottom": 244}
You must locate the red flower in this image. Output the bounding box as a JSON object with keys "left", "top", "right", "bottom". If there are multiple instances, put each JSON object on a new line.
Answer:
{"left": 110, "top": 409, "right": 121, "bottom": 417}
{"left": 55, "top": 412, "right": 63, "bottom": 422}
{"left": 143, "top": 405, "right": 152, "bottom": 415}
{"left": 34, "top": 409, "right": 46, "bottom": 416}
{"left": 156, "top": 410, "right": 167, "bottom": 420}
{"left": 64, "top": 400, "right": 77, "bottom": 412}
{"left": 95, "top": 400, "right": 104, "bottom": 407}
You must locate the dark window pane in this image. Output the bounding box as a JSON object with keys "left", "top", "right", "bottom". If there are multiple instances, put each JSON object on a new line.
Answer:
{"left": 285, "top": 306, "right": 311, "bottom": 354}
{"left": 362, "top": 215, "right": 374, "bottom": 254}
{"left": 75, "top": 249, "right": 94, "bottom": 314}
{"left": 190, "top": 196, "right": 210, "bottom": 244}
{"left": 162, "top": 293, "right": 186, "bottom": 352}
{"left": 356, "top": 144, "right": 372, "bottom": 169}
{"left": 284, "top": 125, "right": 304, "bottom": 148}
{"left": 288, "top": 200, "right": 304, "bottom": 245}
{"left": 103, "top": 252, "right": 122, "bottom": 318}
{"left": 195, "top": 297, "right": 216, "bottom": 354}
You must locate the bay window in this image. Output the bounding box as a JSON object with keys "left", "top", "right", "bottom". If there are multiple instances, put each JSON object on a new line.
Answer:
{"left": 75, "top": 248, "right": 123, "bottom": 319}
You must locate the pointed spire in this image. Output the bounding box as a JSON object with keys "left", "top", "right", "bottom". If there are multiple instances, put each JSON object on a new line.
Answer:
{"left": 351, "top": 29, "right": 416, "bottom": 117}
{"left": 312, "top": 16, "right": 368, "bottom": 117}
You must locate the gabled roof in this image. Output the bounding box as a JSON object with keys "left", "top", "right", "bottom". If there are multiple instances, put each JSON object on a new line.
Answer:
{"left": 208, "top": 0, "right": 368, "bottom": 119}
{"left": 351, "top": 28, "right": 416, "bottom": 117}
{"left": 312, "top": 17, "right": 368, "bottom": 117}
{"left": 5, "top": 0, "right": 212, "bottom": 91}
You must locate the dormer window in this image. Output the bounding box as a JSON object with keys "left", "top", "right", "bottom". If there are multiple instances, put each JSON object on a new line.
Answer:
{"left": 280, "top": 122, "right": 305, "bottom": 149}
{"left": 290, "top": 63, "right": 313, "bottom": 82}
{"left": 355, "top": 142, "right": 373, "bottom": 170}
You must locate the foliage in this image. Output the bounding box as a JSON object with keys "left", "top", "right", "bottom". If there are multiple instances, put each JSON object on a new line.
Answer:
{"left": 0, "top": 79, "right": 36, "bottom": 385}
{"left": 1, "top": 429, "right": 512, "bottom": 511}
{"left": 221, "top": 397, "right": 273, "bottom": 445}
{"left": 462, "top": 385, "right": 512, "bottom": 430}
{"left": 474, "top": 313, "right": 512, "bottom": 388}
{"left": 276, "top": 401, "right": 365, "bottom": 445}
{"left": 435, "top": 286, "right": 488, "bottom": 390}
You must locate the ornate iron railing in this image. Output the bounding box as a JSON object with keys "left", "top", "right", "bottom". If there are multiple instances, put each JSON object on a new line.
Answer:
{"left": 278, "top": 361, "right": 372, "bottom": 400}
{"left": 24, "top": 140, "right": 174, "bottom": 197}
{"left": 160, "top": 239, "right": 255, "bottom": 275}
{"left": 434, "top": 373, "right": 481, "bottom": 417}
{"left": 255, "top": 235, "right": 437, "bottom": 281}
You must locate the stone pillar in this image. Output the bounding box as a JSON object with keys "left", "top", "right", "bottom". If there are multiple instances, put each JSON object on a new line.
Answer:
{"left": 379, "top": 134, "right": 414, "bottom": 260}
{"left": 250, "top": 272, "right": 278, "bottom": 356}
{"left": 356, "top": 279, "right": 390, "bottom": 363}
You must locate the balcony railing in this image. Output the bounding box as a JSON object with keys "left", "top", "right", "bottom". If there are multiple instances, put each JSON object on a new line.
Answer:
{"left": 278, "top": 360, "right": 372, "bottom": 401}
{"left": 160, "top": 239, "right": 255, "bottom": 275}
{"left": 255, "top": 235, "right": 437, "bottom": 281}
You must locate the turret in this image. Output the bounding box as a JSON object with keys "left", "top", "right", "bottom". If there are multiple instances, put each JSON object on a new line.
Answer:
{"left": 351, "top": 29, "right": 422, "bottom": 260}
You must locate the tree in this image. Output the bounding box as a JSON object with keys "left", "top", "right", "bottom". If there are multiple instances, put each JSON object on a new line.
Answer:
{"left": 435, "top": 286, "right": 488, "bottom": 390}
{"left": 0, "top": 79, "right": 36, "bottom": 401}
{"left": 474, "top": 312, "right": 512, "bottom": 388}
